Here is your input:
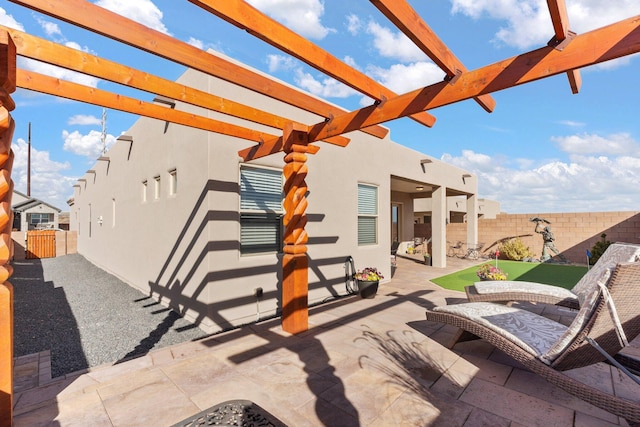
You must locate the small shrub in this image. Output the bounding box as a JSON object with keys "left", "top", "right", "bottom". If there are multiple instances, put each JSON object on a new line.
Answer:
{"left": 477, "top": 264, "right": 508, "bottom": 281}
{"left": 499, "top": 238, "right": 534, "bottom": 261}
{"left": 589, "top": 233, "right": 611, "bottom": 265}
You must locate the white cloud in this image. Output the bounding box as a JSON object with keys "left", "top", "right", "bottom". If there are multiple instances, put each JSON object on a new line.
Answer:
{"left": 557, "top": 120, "right": 585, "bottom": 127}
{"left": 95, "top": 0, "right": 170, "bottom": 34}
{"left": 551, "top": 132, "right": 640, "bottom": 156}
{"left": 294, "top": 69, "right": 358, "bottom": 98}
{"left": 187, "top": 37, "right": 204, "bottom": 50}
{"left": 68, "top": 115, "right": 102, "bottom": 126}
{"left": 441, "top": 145, "right": 640, "bottom": 213}
{"left": 343, "top": 56, "right": 359, "bottom": 70}
{"left": 62, "top": 129, "right": 116, "bottom": 158}
{"left": 346, "top": 14, "right": 362, "bottom": 36}
{"left": 11, "top": 138, "right": 74, "bottom": 209}
{"left": 366, "top": 20, "right": 426, "bottom": 63}
{"left": 367, "top": 62, "right": 445, "bottom": 94}
{"left": 451, "top": 0, "right": 640, "bottom": 50}
{"left": 0, "top": 7, "right": 24, "bottom": 31}
{"left": 267, "top": 54, "right": 298, "bottom": 73}
{"left": 35, "top": 16, "right": 62, "bottom": 38}
{"left": 247, "top": 0, "right": 334, "bottom": 39}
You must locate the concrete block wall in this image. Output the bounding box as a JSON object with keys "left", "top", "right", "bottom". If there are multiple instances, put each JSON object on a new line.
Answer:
{"left": 443, "top": 211, "right": 640, "bottom": 264}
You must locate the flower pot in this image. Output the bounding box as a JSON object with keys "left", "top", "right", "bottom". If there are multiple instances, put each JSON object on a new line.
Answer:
{"left": 424, "top": 256, "right": 431, "bottom": 266}
{"left": 356, "top": 279, "right": 379, "bottom": 299}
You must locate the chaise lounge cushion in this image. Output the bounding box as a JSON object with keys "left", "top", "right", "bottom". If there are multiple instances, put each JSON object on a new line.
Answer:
{"left": 432, "top": 302, "right": 567, "bottom": 358}
{"left": 474, "top": 281, "right": 576, "bottom": 300}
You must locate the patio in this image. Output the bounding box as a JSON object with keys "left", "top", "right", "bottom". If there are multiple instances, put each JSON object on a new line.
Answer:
{"left": 12, "top": 255, "right": 639, "bottom": 426}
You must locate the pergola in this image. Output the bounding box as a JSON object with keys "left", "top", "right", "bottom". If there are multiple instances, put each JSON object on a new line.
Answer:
{"left": 1, "top": 0, "right": 639, "bottom": 422}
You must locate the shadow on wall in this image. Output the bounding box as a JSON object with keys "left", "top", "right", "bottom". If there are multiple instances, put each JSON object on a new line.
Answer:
{"left": 147, "top": 179, "right": 350, "bottom": 334}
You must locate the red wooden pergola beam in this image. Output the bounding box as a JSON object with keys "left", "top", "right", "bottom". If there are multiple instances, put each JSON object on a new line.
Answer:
{"left": 16, "top": 69, "right": 279, "bottom": 143}
{"left": 5, "top": 26, "right": 350, "bottom": 149}
{"left": 9, "top": 0, "right": 389, "bottom": 140}
{"left": 307, "top": 15, "right": 640, "bottom": 142}
{"left": 189, "top": 0, "right": 437, "bottom": 129}
{"left": 546, "top": 0, "right": 581, "bottom": 93}
{"left": 370, "top": 0, "right": 496, "bottom": 113}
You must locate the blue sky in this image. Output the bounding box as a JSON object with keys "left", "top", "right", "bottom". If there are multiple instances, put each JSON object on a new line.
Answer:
{"left": 1, "top": 0, "right": 639, "bottom": 213}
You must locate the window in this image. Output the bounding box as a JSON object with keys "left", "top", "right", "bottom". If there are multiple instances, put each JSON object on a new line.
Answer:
{"left": 240, "top": 166, "right": 283, "bottom": 254}
{"left": 142, "top": 180, "right": 147, "bottom": 202}
{"left": 168, "top": 169, "right": 177, "bottom": 195}
{"left": 358, "top": 183, "right": 378, "bottom": 245}
{"left": 154, "top": 175, "right": 161, "bottom": 200}
{"left": 28, "top": 212, "right": 53, "bottom": 229}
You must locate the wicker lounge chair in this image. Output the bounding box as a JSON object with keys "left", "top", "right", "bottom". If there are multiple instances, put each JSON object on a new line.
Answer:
{"left": 426, "top": 261, "right": 640, "bottom": 425}
{"left": 465, "top": 242, "right": 640, "bottom": 309}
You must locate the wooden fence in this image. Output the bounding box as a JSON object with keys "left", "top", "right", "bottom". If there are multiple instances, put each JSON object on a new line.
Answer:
{"left": 26, "top": 230, "right": 56, "bottom": 259}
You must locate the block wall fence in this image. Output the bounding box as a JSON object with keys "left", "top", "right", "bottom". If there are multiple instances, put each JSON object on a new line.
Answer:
{"left": 436, "top": 211, "right": 640, "bottom": 264}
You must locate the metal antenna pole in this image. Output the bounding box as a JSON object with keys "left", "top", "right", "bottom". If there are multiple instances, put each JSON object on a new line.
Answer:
{"left": 101, "top": 108, "right": 107, "bottom": 155}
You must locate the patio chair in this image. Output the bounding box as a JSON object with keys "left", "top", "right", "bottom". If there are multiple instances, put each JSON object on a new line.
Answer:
{"left": 391, "top": 241, "right": 400, "bottom": 266}
{"left": 465, "top": 242, "right": 640, "bottom": 309}
{"left": 425, "top": 261, "right": 640, "bottom": 425}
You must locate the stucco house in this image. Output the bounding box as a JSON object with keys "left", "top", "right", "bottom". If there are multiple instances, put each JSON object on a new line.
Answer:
{"left": 70, "top": 53, "right": 479, "bottom": 335}
{"left": 11, "top": 190, "right": 62, "bottom": 231}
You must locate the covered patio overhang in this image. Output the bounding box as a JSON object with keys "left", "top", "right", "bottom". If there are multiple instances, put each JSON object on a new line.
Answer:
{"left": 391, "top": 176, "right": 478, "bottom": 268}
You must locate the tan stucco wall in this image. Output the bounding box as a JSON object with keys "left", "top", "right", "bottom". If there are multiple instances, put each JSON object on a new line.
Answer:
{"left": 70, "top": 56, "right": 477, "bottom": 334}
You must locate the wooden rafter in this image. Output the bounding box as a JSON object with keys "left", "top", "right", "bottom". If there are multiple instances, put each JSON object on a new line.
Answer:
{"left": 188, "top": 0, "right": 437, "bottom": 128}
{"left": 546, "top": 0, "right": 581, "bottom": 94}
{"left": 17, "top": 69, "right": 279, "bottom": 143}
{"left": 10, "top": 0, "right": 388, "bottom": 140}
{"left": 370, "top": 0, "right": 496, "bottom": 113}
{"left": 5, "top": 26, "right": 349, "bottom": 149}
{"left": 305, "top": 15, "right": 640, "bottom": 142}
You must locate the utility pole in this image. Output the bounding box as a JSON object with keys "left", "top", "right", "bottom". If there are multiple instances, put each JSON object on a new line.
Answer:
{"left": 27, "top": 122, "right": 31, "bottom": 197}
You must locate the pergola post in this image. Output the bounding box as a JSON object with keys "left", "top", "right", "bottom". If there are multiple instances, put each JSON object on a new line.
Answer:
{"left": 281, "top": 123, "right": 311, "bottom": 334}
{"left": 0, "top": 29, "right": 16, "bottom": 427}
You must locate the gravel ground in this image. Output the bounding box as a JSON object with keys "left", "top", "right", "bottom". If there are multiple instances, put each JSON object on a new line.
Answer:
{"left": 12, "top": 254, "right": 209, "bottom": 378}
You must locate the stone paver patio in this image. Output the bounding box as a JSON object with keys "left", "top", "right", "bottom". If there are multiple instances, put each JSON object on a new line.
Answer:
{"left": 12, "top": 255, "right": 640, "bottom": 426}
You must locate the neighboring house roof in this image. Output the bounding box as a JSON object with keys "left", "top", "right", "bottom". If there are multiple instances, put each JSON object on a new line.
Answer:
{"left": 11, "top": 190, "right": 62, "bottom": 213}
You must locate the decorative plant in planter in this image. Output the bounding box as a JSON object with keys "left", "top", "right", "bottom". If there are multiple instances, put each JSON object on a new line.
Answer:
{"left": 476, "top": 263, "right": 508, "bottom": 281}
{"left": 423, "top": 253, "right": 431, "bottom": 265}
{"left": 354, "top": 267, "right": 383, "bottom": 298}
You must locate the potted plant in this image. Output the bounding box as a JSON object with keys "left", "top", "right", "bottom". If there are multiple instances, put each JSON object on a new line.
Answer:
{"left": 476, "top": 263, "right": 507, "bottom": 281}
{"left": 354, "top": 267, "right": 383, "bottom": 299}
{"left": 423, "top": 252, "right": 431, "bottom": 266}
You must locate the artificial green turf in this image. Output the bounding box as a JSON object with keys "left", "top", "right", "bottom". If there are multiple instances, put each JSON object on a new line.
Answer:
{"left": 431, "top": 260, "right": 589, "bottom": 292}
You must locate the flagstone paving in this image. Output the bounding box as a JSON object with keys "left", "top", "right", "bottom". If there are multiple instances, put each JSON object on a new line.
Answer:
{"left": 12, "top": 255, "right": 640, "bottom": 426}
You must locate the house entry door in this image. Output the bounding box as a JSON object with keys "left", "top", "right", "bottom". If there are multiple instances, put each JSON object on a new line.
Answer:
{"left": 391, "top": 203, "right": 401, "bottom": 243}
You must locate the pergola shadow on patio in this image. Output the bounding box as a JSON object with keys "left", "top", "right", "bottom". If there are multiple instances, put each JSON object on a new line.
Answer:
{"left": 2, "top": 0, "right": 640, "bottom": 423}
{"left": 11, "top": 255, "right": 639, "bottom": 426}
